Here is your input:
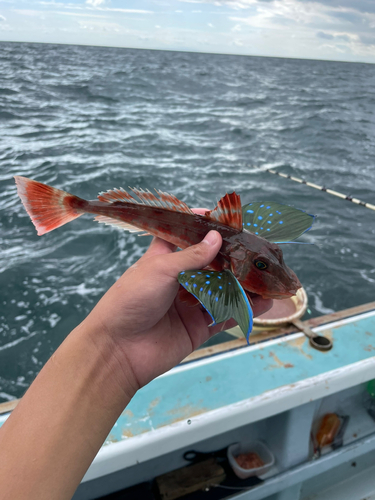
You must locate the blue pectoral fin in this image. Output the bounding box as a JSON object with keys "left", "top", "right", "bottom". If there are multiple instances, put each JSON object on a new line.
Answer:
{"left": 242, "top": 201, "right": 316, "bottom": 243}
{"left": 178, "top": 269, "right": 253, "bottom": 343}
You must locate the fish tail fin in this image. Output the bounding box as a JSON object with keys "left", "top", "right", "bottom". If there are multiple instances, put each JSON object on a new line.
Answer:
{"left": 14, "top": 176, "right": 85, "bottom": 236}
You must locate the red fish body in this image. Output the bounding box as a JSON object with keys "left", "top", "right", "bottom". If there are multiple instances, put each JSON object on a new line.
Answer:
{"left": 14, "top": 177, "right": 303, "bottom": 302}
{"left": 15, "top": 176, "right": 317, "bottom": 341}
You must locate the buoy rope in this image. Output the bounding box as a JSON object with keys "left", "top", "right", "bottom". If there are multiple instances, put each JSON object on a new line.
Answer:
{"left": 266, "top": 168, "right": 375, "bottom": 212}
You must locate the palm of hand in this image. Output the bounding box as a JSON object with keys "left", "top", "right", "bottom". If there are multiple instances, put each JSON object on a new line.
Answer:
{"left": 87, "top": 236, "right": 224, "bottom": 390}
{"left": 84, "top": 221, "right": 272, "bottom": 391}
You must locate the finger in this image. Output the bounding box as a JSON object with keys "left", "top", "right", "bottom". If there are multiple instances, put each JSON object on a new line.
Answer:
{"left": 163, "top": 231, "right": 222, "bottom": 278}
{"left": 252, "top": 297, "right": 273, "bottom": 318}
{"left": 192, "top": 208, "right": 209, "bottom": 216}
{"left": 143, "top": 237, "right": 177, "bottom": 259}
{"left": 207, "top": 318, "right": 237, "bottom": 337}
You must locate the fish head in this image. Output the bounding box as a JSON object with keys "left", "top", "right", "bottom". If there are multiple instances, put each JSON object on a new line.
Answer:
{"left": 228, "top": 232, "right": 301, "bottom": 300}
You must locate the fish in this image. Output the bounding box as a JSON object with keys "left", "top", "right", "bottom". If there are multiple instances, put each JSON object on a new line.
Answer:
{"left": 14, "top": 176, "right": 315, "bottom": 342}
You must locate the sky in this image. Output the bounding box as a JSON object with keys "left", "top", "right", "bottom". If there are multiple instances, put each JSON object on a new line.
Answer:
{"left": 0, "top": 0, "right": 374, "bottom": 63}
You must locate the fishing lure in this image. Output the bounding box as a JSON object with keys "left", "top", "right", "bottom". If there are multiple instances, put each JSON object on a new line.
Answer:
{"left": 14, "top": 176, "right": 315, "bottom": 342}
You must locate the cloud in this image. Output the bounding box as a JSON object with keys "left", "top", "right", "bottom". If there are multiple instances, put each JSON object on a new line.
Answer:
{"left": 78, "top": 19, "right": 120, "bottom": 32}
{"left": 317, "top": 30, "right": 358, "bottom": 43}
{"left": 4, "top": 0, "right": 375, "bottom": 63}
{"left": 38, "top": 1, "right": 83, "bottom": 6}
{"left": 336, "top": 33, "right": 352, "bottom": 42}
{"left": 181, "top": 0, "right": 269, "bottom": 8}
{"left": 13, "top": 9, "right": 44, "bottom": 17}
{"left": 55, "top": 11, "right": 107, "bottom": 18}
{"left": 230, "top": 1, "right": 335, "bottom": 30}
{"left": 38, "top": 1, "right": 153, "bottom": 14}
{"left": 360, "top": 33, "right": 375, "bottom": 45}
{"left": 86, "top": 0, "right": 106, "bottom": 6}
{"left": 89, "top": 7, "right": 153, "bottom": 14}
{"left": 317, "top": 30, "right": 334, "bottom": 39}
{"left": 230, "top": 1, "right": 373, "bottom": 40}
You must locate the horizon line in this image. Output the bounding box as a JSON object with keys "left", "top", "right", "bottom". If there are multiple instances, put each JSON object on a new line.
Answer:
{"left": 0, "top": 39, "right": 373, "bottom": 66}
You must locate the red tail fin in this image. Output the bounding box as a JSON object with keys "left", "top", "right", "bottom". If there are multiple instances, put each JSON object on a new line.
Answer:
{"left": 14, "top": 176, "right": 84, "bottom": 236}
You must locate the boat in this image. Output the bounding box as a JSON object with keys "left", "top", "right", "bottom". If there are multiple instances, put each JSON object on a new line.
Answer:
{"left": 1, "top": 301, "right": 375, "bottom": 500}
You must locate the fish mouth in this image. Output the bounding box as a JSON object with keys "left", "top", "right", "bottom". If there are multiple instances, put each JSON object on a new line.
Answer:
{"left": 247, "top": 287, "right": 299, "bottom": 301}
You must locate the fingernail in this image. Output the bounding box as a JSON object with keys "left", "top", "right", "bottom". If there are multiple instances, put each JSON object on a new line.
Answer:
{"left": 203, "top": 231, "right": 218, "bottom": 246}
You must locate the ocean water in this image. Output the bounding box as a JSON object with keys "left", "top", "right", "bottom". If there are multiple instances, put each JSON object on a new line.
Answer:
{"left": 0, "top": 42, "right": 374, "bottom": 403}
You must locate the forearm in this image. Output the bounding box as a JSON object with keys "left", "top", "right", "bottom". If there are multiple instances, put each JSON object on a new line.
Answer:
{"left": 0, "top": 231, "right": 268, "bottom": 500}
{"left": 0, "top": 319, "right": 136, "bottom": 500}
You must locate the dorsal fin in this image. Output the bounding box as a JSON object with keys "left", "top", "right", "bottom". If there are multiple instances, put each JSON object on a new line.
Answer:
{"left": 97, "top": 187, "right": 194, "bottom": 215}
{"left": 205, "top": 192, "right": 243, "bottom": 231}
{"left": 98, "top": 187, "right": 139, "bottom": 204}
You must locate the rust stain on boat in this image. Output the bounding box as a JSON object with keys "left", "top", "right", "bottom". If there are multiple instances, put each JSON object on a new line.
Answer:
{"left": 322, "top": 328, "right": 334, "bottom": 341}
{"left": 148, "top": 397, "right": 161, "bottom": 415}
{"left": 267, "top": 351, "right": 294, "bottom": 369}
{"left": 364, "top": 345, "right": 375, "bottom": 352}
{"left": 121, "top": 409, "right": 134, "bottom": 418}
{"left": 122, "top": 429, "right": 135, "bottom": 439}
{"left": 288, "top": 336, "right": 313, "bottom": 360}
{"left": 122, "top": 425, "right": 153, "bottom": 439}
{"left": 106, "top": 433, "right": 119, "bottom": 444}
{"left": 164, "top": 404, "right": 208, "bottom": 425}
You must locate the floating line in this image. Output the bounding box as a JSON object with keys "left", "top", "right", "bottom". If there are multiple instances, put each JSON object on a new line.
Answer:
{"left": 266, "top": 168, "right": 375, "bottom": 212}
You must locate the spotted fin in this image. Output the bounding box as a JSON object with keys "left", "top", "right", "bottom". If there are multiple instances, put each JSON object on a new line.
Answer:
{"left": 98, "top": 187, "right": 194, "bottom": 215}
{"left": 242, "top": 202, "right": 315, "bottom": 243}
{"left": 205, "top": 192, "right": 243, "bottom": 231}
{"left": 178, "top": 269, "right": 253, "bottom": 342}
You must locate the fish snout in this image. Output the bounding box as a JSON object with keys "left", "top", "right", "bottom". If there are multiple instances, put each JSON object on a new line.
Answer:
{"left": 283, "top": 269, "right": 301, "bottom": 297}
{"left": 289, "top": 269, "right": 301, "bottom": 289}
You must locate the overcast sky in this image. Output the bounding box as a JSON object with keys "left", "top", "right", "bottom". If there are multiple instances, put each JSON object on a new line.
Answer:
{"left": 0, "top": 0, "right": 374, "bottom": 63}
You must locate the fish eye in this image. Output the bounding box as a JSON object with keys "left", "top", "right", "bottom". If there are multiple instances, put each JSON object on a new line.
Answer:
{"left": 254, "top": 260, "right": 268, "bottom": 270}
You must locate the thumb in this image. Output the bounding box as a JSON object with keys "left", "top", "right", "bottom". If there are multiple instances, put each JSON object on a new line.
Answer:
{"left": 164, "top": 231, "right": 222, "bottom": 277}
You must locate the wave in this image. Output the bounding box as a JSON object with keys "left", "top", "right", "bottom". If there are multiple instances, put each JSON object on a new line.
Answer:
{"left": 0, "top": 41, "right": 374, "bottom": 400}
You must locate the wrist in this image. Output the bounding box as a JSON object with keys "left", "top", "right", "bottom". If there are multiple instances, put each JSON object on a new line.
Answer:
{"left": 74, "top": 315, "right": 139, "bottom": 403}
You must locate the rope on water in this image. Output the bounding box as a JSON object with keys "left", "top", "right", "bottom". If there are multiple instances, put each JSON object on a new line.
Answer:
{"left": 263, "top": 168, "right": 375, "bottom": 212}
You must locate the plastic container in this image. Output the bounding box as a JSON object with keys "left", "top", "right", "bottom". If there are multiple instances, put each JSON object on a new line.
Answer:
{"left": 316, "top": 413, "right": 341, "bottom": 448}
{"left": 254, "top": 288, "right": 308, "bottom": 331}
{"left": 227, "top": 441, "right": 275, "bottom": 479}
{"left": 364, "top": 379, "right": 375, "bottom": 421}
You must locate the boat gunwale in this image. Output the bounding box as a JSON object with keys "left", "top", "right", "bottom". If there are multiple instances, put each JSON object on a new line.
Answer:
{"left": 182, "top": 300, "right": 375, "bottom": 364}
{"left": 0, "top": 300, "right": 374, "bottom": 417}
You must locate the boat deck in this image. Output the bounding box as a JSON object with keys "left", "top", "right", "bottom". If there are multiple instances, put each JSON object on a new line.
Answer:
{"left": 73, "top": 302, "right": 375, "bottom": 500}
{"left": 82, "top": 303, "right": 375, "bottom": 476}
{"left": 1, "top": 302, "right": 375, "bottom": 500}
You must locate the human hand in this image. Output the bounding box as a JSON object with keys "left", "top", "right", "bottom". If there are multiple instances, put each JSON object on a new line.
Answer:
{"left": 0, "top": 215, "right": 270, "bottom": 500}
{"left": 81, "top": 217, "right": 272, "bottom": 394}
